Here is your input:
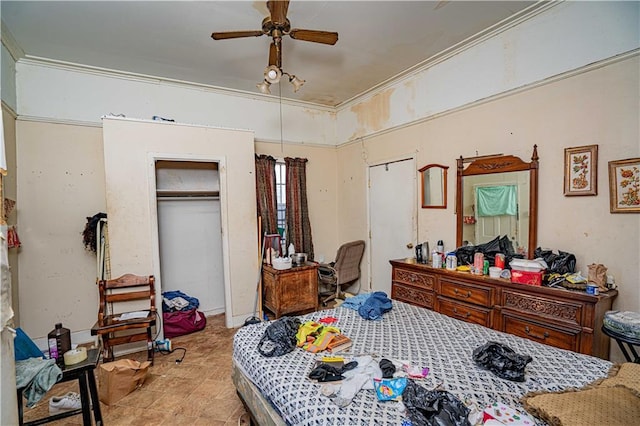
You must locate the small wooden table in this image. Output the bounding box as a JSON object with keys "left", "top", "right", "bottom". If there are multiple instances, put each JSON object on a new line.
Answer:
{"left": 262, "top": 262, "right": 319, "bottom": 318}
{"left": 18, "top": 348, "right": 103, "bottom": 426}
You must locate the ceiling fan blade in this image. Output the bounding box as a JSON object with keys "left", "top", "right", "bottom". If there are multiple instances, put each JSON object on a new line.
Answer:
{"left": 289, "top": 29, "right": 338, "bottom": 45}
{"left": 267, "top": 0, "right": 289, "bottom": 25}
{"left": 211, "top": 30, "right": 264, "bottom": 40}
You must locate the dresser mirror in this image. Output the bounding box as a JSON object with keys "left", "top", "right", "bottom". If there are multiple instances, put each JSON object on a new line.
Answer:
{"left": 455, "top": 145, "right": 539, "bottom": 258}
{"left": 419, "top": 164, "right": 449, "bottom": 209}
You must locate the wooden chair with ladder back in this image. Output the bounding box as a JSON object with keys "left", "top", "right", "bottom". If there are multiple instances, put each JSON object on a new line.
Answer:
{"left": 91, "top": 274, "right": 157, "bottom": 364}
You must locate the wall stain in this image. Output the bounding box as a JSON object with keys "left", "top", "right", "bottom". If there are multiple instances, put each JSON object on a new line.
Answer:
{"left": 403, "top": 79, "right": 416, "bottom": 118}
{"left": 350, "top": 88, "right": 394, "bottom": 135}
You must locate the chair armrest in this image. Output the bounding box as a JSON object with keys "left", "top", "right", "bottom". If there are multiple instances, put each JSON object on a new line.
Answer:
{"left": 318, "top": 264, "right": 337, "bottom": 276}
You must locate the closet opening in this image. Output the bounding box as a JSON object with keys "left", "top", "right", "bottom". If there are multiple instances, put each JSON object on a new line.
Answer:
{"left": 155, "top": 160, "right": 225, "bottom": 326}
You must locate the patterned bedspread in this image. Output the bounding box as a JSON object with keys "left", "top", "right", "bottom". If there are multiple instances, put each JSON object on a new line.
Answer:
{"left": 233, "top": 300, "right": 612, "bottom": 425}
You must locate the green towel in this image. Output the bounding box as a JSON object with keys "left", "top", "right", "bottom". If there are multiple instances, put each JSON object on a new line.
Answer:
{"left": 476, "top": 185, "right": 517, "bottom": 216}
{"left": 16, "top": 357, "right": 62, "bottom": 407}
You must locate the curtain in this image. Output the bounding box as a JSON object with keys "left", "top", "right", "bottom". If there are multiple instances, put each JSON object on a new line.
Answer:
{"left": 254, "top": 155, "right": 279, "bottom": 235}
{"left": 285, "top": 157, "right": 314, "bottom": 260}
{"left": 476, "top": 185, "right": 517, "bottom": 217}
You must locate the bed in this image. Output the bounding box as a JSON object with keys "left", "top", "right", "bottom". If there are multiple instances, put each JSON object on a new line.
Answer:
{"left": 232, "top": 300, "right": 613, "bottom": 425}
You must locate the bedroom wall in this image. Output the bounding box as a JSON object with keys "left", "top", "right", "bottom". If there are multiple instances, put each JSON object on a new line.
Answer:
{"left": 102, "top": 117, "right": 257, "bottom": 328}
{"left": 16, "top": 121, "right": 105, "bottom": 343}
{"left": 254, "top": 141, "right": 339, "bottom": 264}
{"left": 337, "top": 56, "right": 640, "bottom": 332}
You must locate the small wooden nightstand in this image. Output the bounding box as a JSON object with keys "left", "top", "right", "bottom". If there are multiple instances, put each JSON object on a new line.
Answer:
{"left": 262, "top": 262, "right": 319, "bottom": 318}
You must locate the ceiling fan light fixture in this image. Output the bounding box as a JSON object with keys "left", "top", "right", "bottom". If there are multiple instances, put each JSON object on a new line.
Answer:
{"left": 264, "top": 65, "right": 282, "bottom": 84}
{"left": 257, "top": 80, "right": 271, "bottom": 95}
{"left": 289, "top": 75, "right": 305, "bottom": 92}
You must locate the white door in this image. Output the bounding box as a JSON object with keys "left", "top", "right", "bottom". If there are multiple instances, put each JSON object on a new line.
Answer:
{"left": 475, "top": 215, "right": 517, "bottom": 245}
{"left": 369, "top": 158, "right": 416, "bottom": 295}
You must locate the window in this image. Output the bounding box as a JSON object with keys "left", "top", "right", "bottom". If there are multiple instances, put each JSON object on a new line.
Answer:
{"left": 275, "top": 162, "right": 286, "bottom": 234}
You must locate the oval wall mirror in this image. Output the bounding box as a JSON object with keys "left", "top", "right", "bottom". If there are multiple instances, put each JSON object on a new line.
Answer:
{"left": 419, "top": 164, "right": 449, "bottom": 209}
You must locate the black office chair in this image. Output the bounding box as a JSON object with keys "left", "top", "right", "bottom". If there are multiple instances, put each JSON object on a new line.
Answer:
{"left": 318, "top": 240, "right": 365, "bottom": 306}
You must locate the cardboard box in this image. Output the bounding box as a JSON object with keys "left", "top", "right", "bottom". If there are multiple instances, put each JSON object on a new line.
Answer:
{"left": 97, "top": 359, "right": 150, "bottom": 405}
{"left": 511, "top": 270, "right": 543, "bottom": 286}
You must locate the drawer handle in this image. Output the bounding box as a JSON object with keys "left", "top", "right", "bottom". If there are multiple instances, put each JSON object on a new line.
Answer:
{"left": 525, "top": 326, "right": 549, "bottom": 340}
{"left": 453, "top": 288, "right": 472, "bottom": 298}
{"left": 452, "top": 307, "right": 471, "bottom": 319}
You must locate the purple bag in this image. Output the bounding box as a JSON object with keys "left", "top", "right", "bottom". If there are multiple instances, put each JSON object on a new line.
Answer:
{"left": 163, "top": 308, "right": 206, "bottom": 338}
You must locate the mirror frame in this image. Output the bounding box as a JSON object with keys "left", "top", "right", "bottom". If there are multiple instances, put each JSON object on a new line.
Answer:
{"left": 455, "top": 145, "right": 539, "bottom": 259}
{"left": 419, "top": 164, "right": 449, "bottom": 209}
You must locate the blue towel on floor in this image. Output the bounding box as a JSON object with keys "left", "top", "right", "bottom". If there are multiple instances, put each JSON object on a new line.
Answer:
{"left": 358, "top": 292, "right": 392, "bottom": 321}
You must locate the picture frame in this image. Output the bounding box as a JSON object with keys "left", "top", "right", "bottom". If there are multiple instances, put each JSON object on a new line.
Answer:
{"left": 608, "top": 157, "right": 640, "bottom": 213}
{"left": 564, "top": 145, "right": 598, "bottom": 196}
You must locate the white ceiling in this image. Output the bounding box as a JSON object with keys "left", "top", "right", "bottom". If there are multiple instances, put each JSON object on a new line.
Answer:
{"left": 1, "top": 1, "right": 539, "bottom": 107}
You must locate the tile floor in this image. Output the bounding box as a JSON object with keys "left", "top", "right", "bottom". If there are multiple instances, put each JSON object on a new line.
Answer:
{"left": 21, "top": 314, "right": 250, "bottom": 425}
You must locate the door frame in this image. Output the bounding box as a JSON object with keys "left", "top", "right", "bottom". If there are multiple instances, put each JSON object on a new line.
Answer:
{"left": 147, "top": 152, "right": 233, "bottom": 332}
{"left": 366, "top": 155, "right": 417, "bottom": 292}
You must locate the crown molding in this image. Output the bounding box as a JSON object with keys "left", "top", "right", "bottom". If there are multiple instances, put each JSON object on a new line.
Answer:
{"left": 18, "top": 56, "right": 335, "bottom": 113}
{"left": 1, "top": 20, "right": 24, "bottom": 61}
{"left": 1, "top": 100, "right": 17, "bottom": 118}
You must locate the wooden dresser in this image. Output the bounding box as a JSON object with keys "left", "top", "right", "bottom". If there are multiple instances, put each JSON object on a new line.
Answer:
{"left": 262, "top": 262, "right": 319, "bottom": 319}
{"left": 390, "top": 259, "right": 617, "bottom": 359}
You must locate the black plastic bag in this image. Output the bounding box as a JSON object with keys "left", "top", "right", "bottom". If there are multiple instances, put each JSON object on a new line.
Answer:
{"left": 257, "top": 317, "right": 301, "bottom": 357}
{"left": 472, "top": 341, "right": 532, "bottom": 382}
{"left": 402, "top": 380, "right": 471, "bottom": 426}
{"left": 534, "top": 248, "right": 576, "bottom": 275}
{"left": 456, "top": 235, "right": 521, "bottom": 267}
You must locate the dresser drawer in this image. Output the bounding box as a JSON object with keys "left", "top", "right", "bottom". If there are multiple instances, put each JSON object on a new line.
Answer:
{"left": 393, "top": 268, "right": 435, "bottom": 290}
{"left": 392, "top": 283, "right": 434, "bottom": 309}
{"left": 502, "top": 314, "right": 579, "bottom": 351}
{"left": 440, "top": 279, "right": 492, "bottom": 307}
{"left": 502, "top": 290, "right": 582, "bottom": 327}
{"left": 438, "top": 297, "right": 491, "bottom": 327}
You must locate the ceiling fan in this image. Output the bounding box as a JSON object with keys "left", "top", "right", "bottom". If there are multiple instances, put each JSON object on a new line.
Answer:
{"left": 211, "top": 0, "right": 338, "bottom": 93}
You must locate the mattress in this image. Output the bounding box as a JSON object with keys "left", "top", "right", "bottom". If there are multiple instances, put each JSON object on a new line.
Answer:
{"left": 233, "top": 300, "right": 612, "bottom": 425}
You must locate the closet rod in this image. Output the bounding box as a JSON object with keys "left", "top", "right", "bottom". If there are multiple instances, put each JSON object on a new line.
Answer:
{"left": 157, "top": 196, "right": 220, "bottom": 201}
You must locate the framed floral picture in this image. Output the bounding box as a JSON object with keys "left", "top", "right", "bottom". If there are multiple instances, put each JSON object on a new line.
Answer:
{"left": 564, "top": 145, "right": 598, "bottom": 196}
{"left": 608, "top": 158, "right": 640, "bottom": 213}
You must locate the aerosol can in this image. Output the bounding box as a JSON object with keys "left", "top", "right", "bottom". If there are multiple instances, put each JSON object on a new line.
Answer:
{"left": 155, "top": 339, "right": 172, "bottom": 352}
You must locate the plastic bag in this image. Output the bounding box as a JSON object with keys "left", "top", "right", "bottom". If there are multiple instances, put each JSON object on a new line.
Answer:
{"left": 588, "top": 263, "right": 608, "bottom": 290}
{"left": 533, "top": 248, "right": 576, "bottom": 275}
{"left": 472, "top": 341, "right": 532, "bottom": 382}
{"left": 456, "top": 235, "right": 521, "bottom": 267}
{"left": 257, "top": 317, "right": 301, "bottom": 357}
{"left": 373, "top": 377, "right": 407, "bottom": 401}
{"left": 402, "top": 380, "right": 471, "bottom": 426}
